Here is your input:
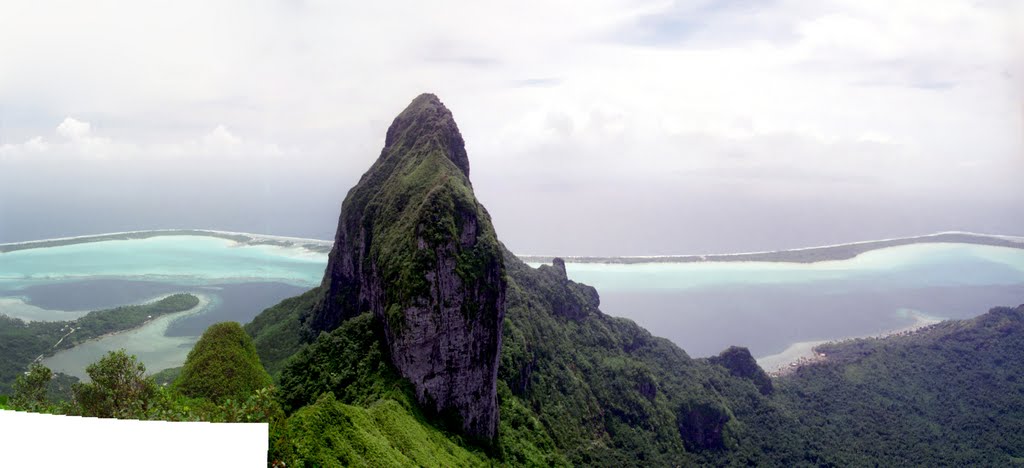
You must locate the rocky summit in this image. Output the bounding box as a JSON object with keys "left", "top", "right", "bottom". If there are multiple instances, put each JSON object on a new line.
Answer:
{"left": 304, "top": 93, "right": 506, "bottom": 442}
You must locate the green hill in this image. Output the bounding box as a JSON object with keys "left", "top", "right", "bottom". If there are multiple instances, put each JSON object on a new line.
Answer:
{"left": 175, "top": 322, "right": 272, "bottom": 403}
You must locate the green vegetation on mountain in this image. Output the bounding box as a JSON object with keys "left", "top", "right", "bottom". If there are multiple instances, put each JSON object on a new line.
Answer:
{"left": 11, "top": 363, "right": 52, "bottom": 413}
{"left": 175, "top": 322, "right": 272, "bottom": 403}
{"left": 306, "top": 93, "right": 506, "bottom": 442}
{"left": 0, "top": 317, "right": 66, "bottom": 396}
{"left": 306, "top": 93, "right": 485, "bottom": 335}
{"left": 151, "top": 366, "right": 182, "bottom": 386}
{"left": 73, "top": 349, "right": 161, "bottom": 418}
{"left": 244, "top": 287, "right": 320, "bottom": 378}
{"left": 241, "top": 94, "right": 781, "bottom": 465}
{"left": 773, "top": 305, "right": 1024, "bottom": 466}
{"left": 243, "top": 94, "right": 1024, "bottom": 466}
{"left": 277, "top": 313, "right": 400, "bottom": 413}
{"left": 280, "top": 392, "right": 489, "bottom": 467}
{"left": 251, "top": 269, "right": 1024, "bottom": 466}
{"left": 494, "top": 254, "right": 757, "bottom": 465}
{"left": 7, "top": 347, "right": 284, "bottom": 429}
{"left": 0, "top": 293, "right": 199, "bottom": 395}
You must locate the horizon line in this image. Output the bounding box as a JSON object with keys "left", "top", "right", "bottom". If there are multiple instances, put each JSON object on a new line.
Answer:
{"left": 2, "top": 228, "right": 1023, "bottom": 259}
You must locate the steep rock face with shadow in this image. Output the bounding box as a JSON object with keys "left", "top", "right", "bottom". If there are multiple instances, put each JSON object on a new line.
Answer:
{"left": 304, "top": 94, "right": 505, "bottom": 442}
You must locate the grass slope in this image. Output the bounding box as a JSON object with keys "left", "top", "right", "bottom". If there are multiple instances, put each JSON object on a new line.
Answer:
{"left": 268, "top": 312, "right": 493, "bottom": 465}
{"left": 284, "top": 393, "right": 488, "bottom": 467}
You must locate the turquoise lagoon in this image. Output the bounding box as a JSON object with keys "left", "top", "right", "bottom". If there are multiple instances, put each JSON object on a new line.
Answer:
{"left": 556, "top": 243, "right": 1024, "bottom": 364}
{"left": 2, "top": 235, "right": 1023, "bottom": 378}
{"left": 0, "top": 235, "right": 325, "bottom": 288}
{"left": 0, "top": 235, "right": 326, "bottom": 379}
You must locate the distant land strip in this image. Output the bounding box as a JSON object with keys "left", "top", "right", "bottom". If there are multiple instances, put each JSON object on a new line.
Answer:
{"left": 0, "top": 229, "right": 333, "bottom": 254}
{"left": 520, "top": 232, "right": 1024, "bottom": 264}
{"left": 3, "top": 230, "right": 1022, "bottom": 264}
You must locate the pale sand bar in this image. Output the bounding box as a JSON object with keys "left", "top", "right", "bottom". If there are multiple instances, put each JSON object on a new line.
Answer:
{"left": 758, "top": 309, "right": 943, "bottom": 375}
{"left": 41, "top": 294, "right": 212, "bottom": 380}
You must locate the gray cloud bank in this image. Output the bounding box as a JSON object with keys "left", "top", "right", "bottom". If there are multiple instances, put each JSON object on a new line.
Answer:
{"left": 0, "top": 0, "right": 1021, "bottom": 255}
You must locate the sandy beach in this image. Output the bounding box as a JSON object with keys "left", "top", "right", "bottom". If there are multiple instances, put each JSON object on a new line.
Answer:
{"left": 758, "top": 309, "right": 943, "bottom": 376}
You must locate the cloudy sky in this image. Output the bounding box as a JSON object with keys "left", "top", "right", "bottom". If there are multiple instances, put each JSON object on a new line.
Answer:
{"left": 1, "top": 0, "right": 1021, "bottom": 255}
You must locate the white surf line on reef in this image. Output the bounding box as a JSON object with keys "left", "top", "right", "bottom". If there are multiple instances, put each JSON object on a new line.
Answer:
{"left": 203, "top": 229, "right": 335, "bottom": 245}
{"left": 0, "top": 229, "right": 333, "bottom": 249}
{"left": 757, "top": 309, "right": 944, "bottom": 376}
{"left": 686, "top": 231, "right": 1024, "bottom": 258}
{"left": 5, "top": 230, "right": 1022, "bottom": 259}
{"left": 519, "top": 231, "right": 1024, "bottom": 261}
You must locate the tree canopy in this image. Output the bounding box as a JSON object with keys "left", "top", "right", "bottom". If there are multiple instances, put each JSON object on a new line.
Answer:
{"left": 175, "top": 321, "right": 272, "bottom": 403}
{"left": 72, "top": 349, "right": 159, "bottom": 419}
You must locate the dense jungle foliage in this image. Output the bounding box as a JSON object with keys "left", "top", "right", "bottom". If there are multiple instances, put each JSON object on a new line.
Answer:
{"left": 244, "top": 243, "right": 1024, "bottom": 466}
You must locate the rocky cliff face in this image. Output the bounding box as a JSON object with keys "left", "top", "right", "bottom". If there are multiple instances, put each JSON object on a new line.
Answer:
{"left": 533, "top": 257, "right": 600, "bottom": 321}
{"left": 304, "top": 93, "right": 505, "bottom": 441}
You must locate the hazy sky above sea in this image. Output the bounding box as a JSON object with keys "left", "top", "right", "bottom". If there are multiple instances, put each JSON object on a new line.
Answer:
{"left": 0, "top": 0, "right": 1022, "bottom": 256}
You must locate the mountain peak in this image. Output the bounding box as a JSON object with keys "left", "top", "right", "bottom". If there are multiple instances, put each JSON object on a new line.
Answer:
{"left": 305, "top": 94, "right": 505, "bottom": 442}
{"left": 383, "top": 93, "right": 470, "bottom": 178}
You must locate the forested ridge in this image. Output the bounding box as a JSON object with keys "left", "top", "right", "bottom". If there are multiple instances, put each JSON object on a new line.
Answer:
{"left": 239, "top": 248, "right": 1024, "bottom": 466}
{"left": 772, "top": 305, "right": 1024, "bottom": 466}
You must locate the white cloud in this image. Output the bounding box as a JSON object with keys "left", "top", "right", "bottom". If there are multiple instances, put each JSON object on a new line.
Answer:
{"left": 56, "top": 117, "right": 91, "bottom": 140}
{"left": 0, "top": 118, "right": 288, "bottom": 161}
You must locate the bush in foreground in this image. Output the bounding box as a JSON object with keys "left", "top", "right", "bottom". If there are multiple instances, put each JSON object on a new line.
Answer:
{"left": 72, "top": 349, "right": 159, "bottom": 418}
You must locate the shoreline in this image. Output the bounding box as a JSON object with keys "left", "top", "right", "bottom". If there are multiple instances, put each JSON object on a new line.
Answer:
{"left": 0, "top": 229, "right": 333, "bottom": 254}
{"left": 44, "top": 293, "right": 210, "bottom": 356}
{"left": 41, "top": 293, "right": 211, "bottom": 380}
{"left": 758, "top": 309, "right": 943, "bottom": 376}
{"left": 1, "top": 291, "right": 210, "bottom": 324}
{"left": 72, "top": 293, "right": 212, "bottom": 346}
